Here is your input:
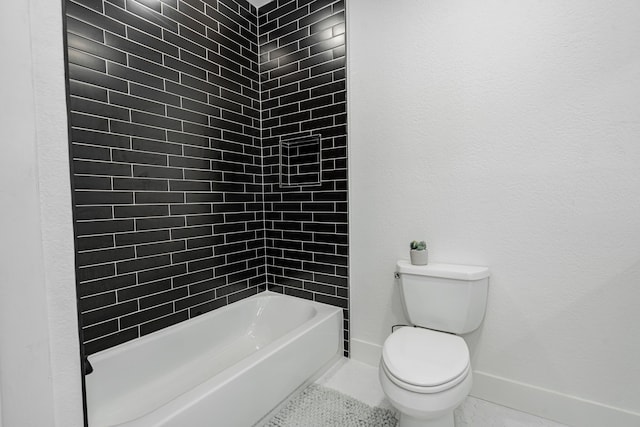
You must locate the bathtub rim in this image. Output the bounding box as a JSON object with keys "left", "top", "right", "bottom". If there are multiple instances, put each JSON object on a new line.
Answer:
{"left": 87, "top": 290, "right": 339, "bottom": 365}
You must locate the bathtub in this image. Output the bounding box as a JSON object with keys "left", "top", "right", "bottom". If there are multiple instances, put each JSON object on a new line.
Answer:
{"left": 85, "top": 291, "right": 343, "bottom": 427}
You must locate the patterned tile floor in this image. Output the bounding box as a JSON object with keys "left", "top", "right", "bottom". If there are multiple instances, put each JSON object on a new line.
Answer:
{"left": 316, "top": 359, "right": 569, "bottom": 427}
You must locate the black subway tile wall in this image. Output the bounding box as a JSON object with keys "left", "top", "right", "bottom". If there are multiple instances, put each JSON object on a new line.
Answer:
{"left": 258, "top": 0, "right": 348, "bottom": 356}
{"left": 65, "top": 0, "right": 264, "bottom": 354}
{"left": 65, "top": 0, "right": 348, "bottom": 357}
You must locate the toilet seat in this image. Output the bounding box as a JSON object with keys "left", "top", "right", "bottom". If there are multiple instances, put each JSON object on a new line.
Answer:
{"left": 382, "top": 327, "right": 470, "bottom": 394}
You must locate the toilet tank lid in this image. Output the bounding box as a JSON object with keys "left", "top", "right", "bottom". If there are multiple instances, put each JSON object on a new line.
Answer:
{"left": 397, "top": 261, "right": 489, "bottom": 280}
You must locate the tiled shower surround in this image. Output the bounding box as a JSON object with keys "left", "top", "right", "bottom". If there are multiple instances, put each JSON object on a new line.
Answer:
{"left": 65, "top": 0, "right": 348, "bottom": 356}
{"left": 259, "top": 0, "right": 348, "bottom": 344}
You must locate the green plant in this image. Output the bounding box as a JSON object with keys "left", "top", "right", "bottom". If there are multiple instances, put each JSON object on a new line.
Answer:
{"left": 410, "top": 240, "right": 427, "bottom": 251}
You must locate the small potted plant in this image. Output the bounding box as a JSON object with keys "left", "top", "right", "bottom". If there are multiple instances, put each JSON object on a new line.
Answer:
{"left": 409, "top": 240, "right": 428, "bottom": 265}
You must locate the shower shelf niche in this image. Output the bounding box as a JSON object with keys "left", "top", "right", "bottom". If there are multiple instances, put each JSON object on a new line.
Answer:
{"left": 279, "top": 135, "right": 322, "bottom": 188}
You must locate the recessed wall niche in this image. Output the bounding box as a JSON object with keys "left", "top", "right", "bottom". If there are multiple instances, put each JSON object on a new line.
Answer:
{"left": 280, "top": 135, "right": 321, "bottom": 188}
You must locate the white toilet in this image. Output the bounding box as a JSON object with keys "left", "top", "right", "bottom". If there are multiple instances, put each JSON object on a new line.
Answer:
{"left": 379, "top": 261, "right": 490, "bottom": 427}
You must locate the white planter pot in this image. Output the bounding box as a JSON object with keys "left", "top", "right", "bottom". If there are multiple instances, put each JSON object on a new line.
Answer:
{"left": 410, "top": 249, "right": 428, "bottom": 265}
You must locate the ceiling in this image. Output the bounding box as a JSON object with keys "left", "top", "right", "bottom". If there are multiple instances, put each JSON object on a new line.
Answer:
{"left": 246, "top": 0, "right": 275, "bottom": 9}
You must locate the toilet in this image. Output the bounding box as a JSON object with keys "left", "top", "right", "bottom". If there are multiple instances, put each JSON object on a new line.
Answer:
{"left": 379, "top": 261, "right": 489, "bottom": 427}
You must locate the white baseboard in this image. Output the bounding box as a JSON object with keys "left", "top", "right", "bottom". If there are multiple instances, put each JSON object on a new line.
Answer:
{"left": 350, "top": 338, "right": 382, "bottom": 367}
{"left": 472, "top": 371, "right": 640, "bottom": 427}
{"left": 350, "top": 339, "right": 640, "bottom": 426}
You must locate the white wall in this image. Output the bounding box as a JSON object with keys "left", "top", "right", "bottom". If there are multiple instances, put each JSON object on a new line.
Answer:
{"left": 0, "top": 0, "right": 83, "bottom": 426}
{"left": 348, "top": 1, "right": 640, "bottom": 425}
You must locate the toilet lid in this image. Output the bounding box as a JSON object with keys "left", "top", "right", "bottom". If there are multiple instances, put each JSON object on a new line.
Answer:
{"left": 382, "top": 327, "right": 470, "bottom": 388}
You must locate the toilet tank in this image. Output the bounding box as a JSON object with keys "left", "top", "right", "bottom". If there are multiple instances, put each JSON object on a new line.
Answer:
{"left": 396, "top": 261, "right": 489, "bottom": 334}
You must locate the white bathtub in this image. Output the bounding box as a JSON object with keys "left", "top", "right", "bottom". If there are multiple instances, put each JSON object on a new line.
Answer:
{"left": 85, "top": 291, "right": 343, "bottom": 427}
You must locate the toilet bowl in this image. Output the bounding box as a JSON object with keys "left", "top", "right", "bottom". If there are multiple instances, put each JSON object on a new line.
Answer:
{"left": 379, "top": 327, "right": 472, "bottom": 427}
